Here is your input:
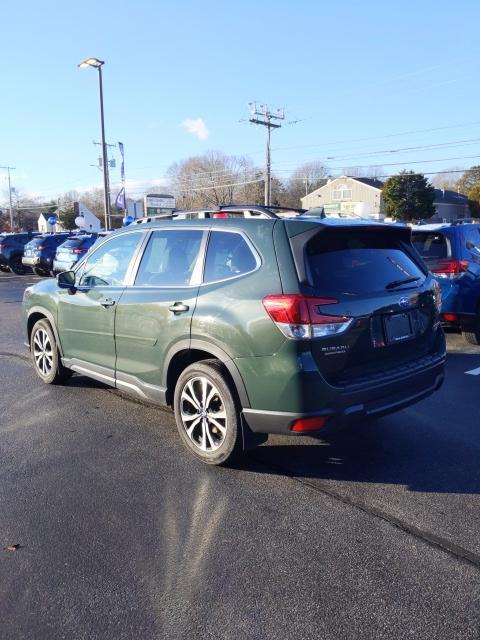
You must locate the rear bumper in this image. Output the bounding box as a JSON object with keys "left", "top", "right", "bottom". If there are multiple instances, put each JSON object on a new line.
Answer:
{"left": 22, "top": 256, "right": 40, "bottom": 266}
{"left": 53, "top": 260, "right": 75, "bottom": 273}
{"left": 242, "top": 352, "right": 445, "bottom": 436}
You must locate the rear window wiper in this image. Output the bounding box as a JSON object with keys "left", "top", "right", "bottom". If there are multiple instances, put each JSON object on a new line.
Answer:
{"left": 385, "top": 276, "right": 421, "bottom": 290}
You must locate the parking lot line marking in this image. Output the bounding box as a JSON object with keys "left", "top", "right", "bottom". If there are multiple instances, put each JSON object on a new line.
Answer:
{"left": 465, "top": 366, "right": 480, "bottom": 376}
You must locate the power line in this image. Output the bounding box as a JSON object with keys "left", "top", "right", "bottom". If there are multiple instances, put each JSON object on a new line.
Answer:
{"left": 268, "top": 119, "right": 480, "bottom": 154}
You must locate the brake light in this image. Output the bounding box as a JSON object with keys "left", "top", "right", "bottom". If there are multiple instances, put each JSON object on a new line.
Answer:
{"left": 432, "top": 259, "right": 468, "bottom": 278}
{"left": 291, "top": 416, "right": 329, "bottom": 432}
{"left": 213, "top": 212, "right": 229, "bottom": 218}
{"left": 72, "top": 247, "right": 88, "bottom": 254}
{"left": 262, "top": 294, "right": 353, "bottom": 339}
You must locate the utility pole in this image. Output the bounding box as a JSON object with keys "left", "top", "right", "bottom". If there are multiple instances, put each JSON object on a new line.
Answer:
{"left": 0, "top": 166, "right": 16, "bottom": 230}
{"left": 248, "top": 103, "right": 284, "bottom": 206}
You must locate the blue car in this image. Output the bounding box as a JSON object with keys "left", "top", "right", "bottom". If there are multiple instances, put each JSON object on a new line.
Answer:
{"left": 412, "top": 223, "right": 480, "bottom": 345}
{"left": 52, "top": 233, "right": 99, "bottom": 274}
{"left": 22, "top": 233, "right": 72, "bottom": 277}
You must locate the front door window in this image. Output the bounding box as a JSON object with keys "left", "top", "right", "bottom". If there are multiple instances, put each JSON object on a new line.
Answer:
{"left": 79, "top": 233, "right": 142, "bottom": 287}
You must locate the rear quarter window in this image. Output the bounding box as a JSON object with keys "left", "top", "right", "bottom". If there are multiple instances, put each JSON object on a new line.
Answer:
{"left": 305, "top": 228, "right": 425, "bottom": 295}
{"left": 204, "top": 231, "right": 258, "bottom": 283}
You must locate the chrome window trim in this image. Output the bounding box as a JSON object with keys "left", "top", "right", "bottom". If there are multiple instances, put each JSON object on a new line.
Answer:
{"left": 128, "top": 227, "right": 209, "bottom": 289}
{"left": 199, "top": 228, "right": 262, "bottom": 287}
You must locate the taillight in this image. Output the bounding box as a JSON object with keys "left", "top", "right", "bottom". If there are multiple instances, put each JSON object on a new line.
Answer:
{"left": 262, "top": 294, "right": 353, "bottom": 339}
{"left": 72, "top": 247, "right": 88, "bottom": 254}
{"left": 431, "top": 259, "right": 468, "bottom": 279}
{"left": 0, "top": 243, "right": 5, "bottom": 250}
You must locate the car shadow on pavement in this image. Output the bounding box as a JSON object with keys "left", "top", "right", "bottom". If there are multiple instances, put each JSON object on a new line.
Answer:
{"left": 241, "top": 352, "right": 480, "bottom": 495}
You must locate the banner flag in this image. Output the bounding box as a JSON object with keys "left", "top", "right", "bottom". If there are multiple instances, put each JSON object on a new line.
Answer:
{"left": 115, "top": 187, "right": 126, "bottom": 210}
{"left": 118, "top": 142, "right": 125, "bottom": 184}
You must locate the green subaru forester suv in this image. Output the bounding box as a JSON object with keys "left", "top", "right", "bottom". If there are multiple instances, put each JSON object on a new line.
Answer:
{"left": 22, "top": 217, "right": 445, "bottom": 464}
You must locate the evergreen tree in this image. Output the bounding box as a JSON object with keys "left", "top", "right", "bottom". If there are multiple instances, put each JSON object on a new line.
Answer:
{"left": 382, "top": 171, "right": 436, "bottom": 221}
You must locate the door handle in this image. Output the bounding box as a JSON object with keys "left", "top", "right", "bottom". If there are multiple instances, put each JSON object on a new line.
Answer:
{"left": 169, "top": 302, "right": 189, "bottom": 313}
{"left": 100, "top": 297, "right": 116, "bottom": 308}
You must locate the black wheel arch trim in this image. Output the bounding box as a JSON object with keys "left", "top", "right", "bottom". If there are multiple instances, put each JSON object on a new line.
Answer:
{"left": 162, "top": 338, "right": 251, "bottom": 408}
{"left": 27, "top": 306, "right": 63, "bottom": 357}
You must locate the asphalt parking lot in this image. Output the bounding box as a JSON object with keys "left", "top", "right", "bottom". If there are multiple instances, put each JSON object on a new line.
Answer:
{"left": 1, "top": 272, "right": 480, "bottom": 640}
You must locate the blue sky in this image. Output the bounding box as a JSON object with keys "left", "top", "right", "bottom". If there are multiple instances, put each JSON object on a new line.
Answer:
{"left": 1, "top": 0, "right": 479, "bottom": 203}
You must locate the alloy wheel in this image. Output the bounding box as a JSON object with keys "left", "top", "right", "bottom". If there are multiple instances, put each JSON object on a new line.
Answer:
{"left": 180, "top": 376, "right": 227, "bottom": 452}
{"left": 33, "top": 328, "right": 54, "bottom": 377}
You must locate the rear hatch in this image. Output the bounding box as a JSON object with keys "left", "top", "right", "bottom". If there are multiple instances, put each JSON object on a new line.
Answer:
{"left": 55, "top": 236, "right": 95, "bottom": 261}
{"left": 289, "top": 223, "right": 440, "bottom": 386}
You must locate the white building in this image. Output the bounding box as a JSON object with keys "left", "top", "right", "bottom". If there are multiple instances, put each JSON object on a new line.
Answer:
{"left": 301, "top": 176, "right": 384, "bottom": 220}
{"left": 73, "top": 202, "right": 102, "bottom": 232}
{"left": 37, "top": 211, "right": 64, "bottom": 233}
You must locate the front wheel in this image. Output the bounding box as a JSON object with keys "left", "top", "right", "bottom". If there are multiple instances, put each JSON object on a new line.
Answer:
{"left": 30, "top": 319, "right": 72, "bottom": 384}
{"left": 173, "top": 360, "right": 243, "bottom": 465}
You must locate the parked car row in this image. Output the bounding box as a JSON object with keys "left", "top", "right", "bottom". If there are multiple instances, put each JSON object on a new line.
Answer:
{"left": 0, "top": 231, "right": 99, "bottom": 275}
{"left": 4, "top": 210, "right": 480, "bottom": 348}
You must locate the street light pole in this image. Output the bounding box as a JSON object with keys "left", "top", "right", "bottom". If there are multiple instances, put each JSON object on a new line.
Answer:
{"left": 78, "top": 58, "right": 110, "bottom": 231}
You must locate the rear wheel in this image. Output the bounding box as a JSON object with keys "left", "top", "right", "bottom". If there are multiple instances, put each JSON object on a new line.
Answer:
{"left": 33, "top": 267, "right": 50, "bottom": 277}
{"left": 9, "top": 256, "right": 28, "bottom": 275}
{"left": 173, "top": 360, "right": 243, "bottom": 465}
{"left": 30, "top": 319, "right": 72, "bottom": 384}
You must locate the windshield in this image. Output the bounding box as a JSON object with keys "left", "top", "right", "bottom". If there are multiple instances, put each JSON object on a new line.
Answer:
{"left": 305, "top": 228, "right": 425, "bottom": 295}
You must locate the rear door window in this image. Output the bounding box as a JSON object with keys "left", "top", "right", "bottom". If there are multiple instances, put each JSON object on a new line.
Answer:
{"left": 411, "top": 231, "right": 450, "bottom": 259}
{"left": 135, "top": 229, "right": 203, "bottom": 286}
{"left": 306, "top": 228, "right": 425, "bottom": 295}
{"left": 203, "top": 231, "right": 258, "bottom": 283}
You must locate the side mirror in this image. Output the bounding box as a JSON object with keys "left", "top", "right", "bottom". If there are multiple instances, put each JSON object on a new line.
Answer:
{"left": 57, "top": 270, "right": 76, "bottom": 292}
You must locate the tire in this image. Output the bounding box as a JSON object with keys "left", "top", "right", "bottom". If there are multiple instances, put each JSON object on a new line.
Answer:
{"left": 9, "top": 256, "right": 29, "bottom": 275}
{"left": 30, "top": 319, "right": 72, "bottom": 384}
{"left": 173, "top": 359, "right": 243, "bottom": 465}
{"left": 464, "top": 330, "right": 480, "bottom": 345}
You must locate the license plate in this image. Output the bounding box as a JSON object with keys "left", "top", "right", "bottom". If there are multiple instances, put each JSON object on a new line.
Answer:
{"left": 384, "top": 312, "right": 414, "bottom": 344}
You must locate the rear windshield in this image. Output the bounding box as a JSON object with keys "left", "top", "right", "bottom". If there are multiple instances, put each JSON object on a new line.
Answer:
{"left": 305, "top": 228, "right": 425, "bottom": 295}
{"left": 411, "top": 231, "right": 449, "bottom": 260}
{"left": 59, "top": 236, "right": 95, "bottom": 249}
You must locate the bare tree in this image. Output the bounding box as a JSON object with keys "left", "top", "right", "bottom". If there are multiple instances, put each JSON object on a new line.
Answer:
{"left": 431, "top": 167, "right": 463, "bottom": 191}
{"left": 283, "top": 161, "right": 329, "bottom": 208}
{"left": 166, "top": 151, "right": 262, "bottom": 209}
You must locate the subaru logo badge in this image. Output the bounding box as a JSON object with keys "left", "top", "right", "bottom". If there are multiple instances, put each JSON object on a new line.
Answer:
{"left": 398, "top": 297, "right": 410, "bottom": 308}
